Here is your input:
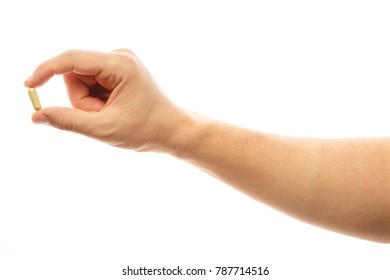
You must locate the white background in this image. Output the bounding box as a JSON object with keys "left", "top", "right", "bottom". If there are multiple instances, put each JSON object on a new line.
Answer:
{"left": 1, "top": 0, "right": 390, "bottom": 279}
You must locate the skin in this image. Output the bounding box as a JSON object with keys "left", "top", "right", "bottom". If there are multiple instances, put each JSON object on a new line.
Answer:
{"left": 25, "top": 49, "right": 390, "bottom": 243}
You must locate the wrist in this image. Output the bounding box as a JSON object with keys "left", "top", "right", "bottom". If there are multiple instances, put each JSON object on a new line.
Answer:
{"left": 163, "top": 110, "right": 214, "bottom": 160}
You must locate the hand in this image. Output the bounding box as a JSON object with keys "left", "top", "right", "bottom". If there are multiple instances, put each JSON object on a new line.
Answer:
{"left": 24, "top": 49, "right": 189, "bottom": 152}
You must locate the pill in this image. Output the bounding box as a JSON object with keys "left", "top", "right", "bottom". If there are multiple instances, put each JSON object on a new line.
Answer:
{"left": 28, "top": 87, "right": 41, "bottom": 111}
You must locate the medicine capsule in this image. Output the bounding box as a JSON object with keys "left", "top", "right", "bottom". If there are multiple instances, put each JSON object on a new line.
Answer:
{"left": 28, "top": 87, "right": 41, "bottom": 111}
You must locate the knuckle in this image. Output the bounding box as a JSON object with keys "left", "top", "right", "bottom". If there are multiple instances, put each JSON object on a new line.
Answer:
{"left": 116, "top": 52, "right": 137, "bottom": 66}
{"left": 95, "top": 113, "right": 128, "bottom": 148}
{"left": 95, "top": 115, "right": 115, "bottom": 140}
{"left": 60, "top": 49, "right": 78, "bottom": 58}
{"left": 99, "top": 124, "right": 122, "bottom": 146}
{"left": 58, "top": 49, "right": 81, "bottom": 66}
{"left": 58, "top": 114, "right": 74, "bottom": 131}
{"left": 110, "top": 51, "right": 139, "bottom": 78}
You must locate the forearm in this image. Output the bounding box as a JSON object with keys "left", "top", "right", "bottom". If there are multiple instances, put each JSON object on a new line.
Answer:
{"left": 167, "top": 112, "right": 390, "bottom": 243}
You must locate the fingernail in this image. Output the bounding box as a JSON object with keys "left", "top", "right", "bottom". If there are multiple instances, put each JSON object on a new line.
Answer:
{"left": 33, "top": 114, "right": 49, "bottom": 125}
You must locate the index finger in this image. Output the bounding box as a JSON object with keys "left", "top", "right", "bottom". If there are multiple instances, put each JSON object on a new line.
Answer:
{"left": 24, "top": 49, "right": 109, "bottom": 87}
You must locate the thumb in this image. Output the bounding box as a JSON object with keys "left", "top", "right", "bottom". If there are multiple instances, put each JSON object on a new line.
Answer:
{"left": 32, "top": 107, "right": 98, "bottom": 136}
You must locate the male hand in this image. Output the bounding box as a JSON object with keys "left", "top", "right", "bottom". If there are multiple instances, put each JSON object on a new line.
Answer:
{"left": 25, "top": 49, "right": 189, "bottom": 151}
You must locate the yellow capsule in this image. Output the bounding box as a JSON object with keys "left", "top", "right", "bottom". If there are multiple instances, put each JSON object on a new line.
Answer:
{"left": 28, "top": 87, "right": 41, "bottom": 111}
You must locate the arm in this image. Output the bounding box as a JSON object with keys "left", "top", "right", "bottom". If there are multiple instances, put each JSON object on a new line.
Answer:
{"left": 25, "top": 49, "right": 390, "bottom": 243}
{"left": 168, "top": 116, "right": 390, "bottom": 243}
